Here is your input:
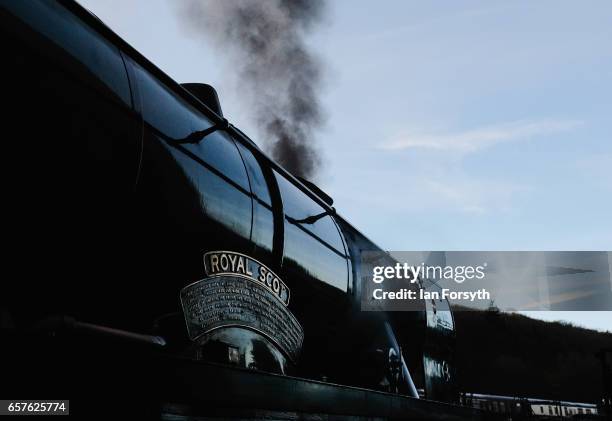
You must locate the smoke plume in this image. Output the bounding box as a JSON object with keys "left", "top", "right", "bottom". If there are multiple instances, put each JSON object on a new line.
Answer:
{"left": 177, "top": 0, "right": 326, "bottom": 179}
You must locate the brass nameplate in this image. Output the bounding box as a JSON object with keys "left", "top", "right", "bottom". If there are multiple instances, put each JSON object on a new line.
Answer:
{"left": 203, "top": 251, "right": 290, "bottom": 306}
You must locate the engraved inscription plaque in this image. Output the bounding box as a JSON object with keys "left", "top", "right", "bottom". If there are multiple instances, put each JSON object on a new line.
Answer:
{"left": 180, "top": 275, "right": 304, "bottom": 362}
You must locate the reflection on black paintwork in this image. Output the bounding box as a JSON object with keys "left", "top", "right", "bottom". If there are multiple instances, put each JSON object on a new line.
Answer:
{"left": 1, "top": 0, "right": 131, "bottom": 105}
{"left": 284, "top": 225, "right": 348, "bottom": 291}
{"left": 134, "top": 60, "right": 213, "bottom": 139}
{"left": 235, "top": 142, "right": 275, "bottom": 255}
{"left": 235, "top": 142, "right": 272, "bottom": 206}
{"left": 134, "top": 58, "right": 253, "bottom": 242}
{"left": 276, "top": 174, "right": 345, "bottom": 253}
{"left": 274, "top": 171, "right": 348, "bottom": 292}
{"left": 167, "top": 144, "right": 252, "bottom": 240}
{"left": 195, "top": 327, "right": 288, "bottom": 375}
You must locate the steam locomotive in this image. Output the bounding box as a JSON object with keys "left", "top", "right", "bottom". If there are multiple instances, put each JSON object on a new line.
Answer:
{"left": 0, "top": 0, "right": 457, "bottom": 413}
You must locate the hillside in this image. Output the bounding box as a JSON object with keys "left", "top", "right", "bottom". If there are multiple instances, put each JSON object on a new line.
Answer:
{"left": 453, "top": 309, "right": 612, "bottom": 403}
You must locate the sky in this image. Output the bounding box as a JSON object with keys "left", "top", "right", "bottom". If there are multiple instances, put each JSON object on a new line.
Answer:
{"left": 78, "top": 0, "right": 611, "bottom": 332}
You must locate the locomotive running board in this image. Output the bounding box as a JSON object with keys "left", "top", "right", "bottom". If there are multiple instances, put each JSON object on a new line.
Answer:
{"left": 155, "top": 356, "right": 498, "bottom": 420}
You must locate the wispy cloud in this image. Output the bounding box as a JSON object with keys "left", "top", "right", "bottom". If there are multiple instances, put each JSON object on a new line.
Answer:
{"left": 383, "top": 119, "right": 584, "bottom": 153}
{"left": 331, "top": 168, "right": 528, "bottom": 216}
{"left": 422, "top": 177, "right": 529, "bottom": 214}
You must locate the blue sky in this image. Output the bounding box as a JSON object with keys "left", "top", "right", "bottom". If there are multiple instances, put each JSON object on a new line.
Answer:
{"left": 80, "top": 0, "right": 611, "bottom": 331}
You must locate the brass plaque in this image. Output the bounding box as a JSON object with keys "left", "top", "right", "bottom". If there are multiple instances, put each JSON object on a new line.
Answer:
{"left": 180, "top": 273, "right": 303, "bottom": 362}
{"left": 203, "top": 251, "right": 290, "bottom": 305}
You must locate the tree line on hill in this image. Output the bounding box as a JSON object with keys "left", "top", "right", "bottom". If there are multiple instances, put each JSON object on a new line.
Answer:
{"left": 453, "top": 309, "right": 612, "bottom": 403}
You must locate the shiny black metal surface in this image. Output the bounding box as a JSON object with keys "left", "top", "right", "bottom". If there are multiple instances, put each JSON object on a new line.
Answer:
{"left": 0, "top": 0, "right": 457, "bottom": 409}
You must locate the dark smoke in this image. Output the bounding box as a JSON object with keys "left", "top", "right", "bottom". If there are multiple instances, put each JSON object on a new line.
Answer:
{"left": 176, "top": 0, "right": 326, "bottom": 179}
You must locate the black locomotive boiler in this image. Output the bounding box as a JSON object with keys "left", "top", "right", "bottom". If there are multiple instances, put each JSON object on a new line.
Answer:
{"left": 0, "top": 0, "right": 458, "bottom": 414}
